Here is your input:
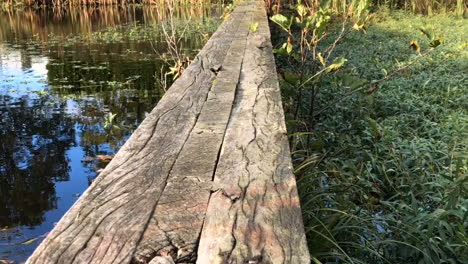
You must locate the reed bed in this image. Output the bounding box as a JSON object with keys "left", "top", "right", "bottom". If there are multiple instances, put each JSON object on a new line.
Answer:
{"left": 3, "top": 0, "right": 465, "bottom": 15}
{"left": 0, "top": 3, "right": 214, "bottom": 41}
{"left": 1, "top": 0, "right": 220, "bottom": 7}
{"left": 375, "top": 0, "right": 466, "bottom": 15}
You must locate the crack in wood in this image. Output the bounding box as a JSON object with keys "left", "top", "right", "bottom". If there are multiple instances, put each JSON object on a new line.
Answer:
{"left": 26, "top": 2, "right": 309, "bottom": 264}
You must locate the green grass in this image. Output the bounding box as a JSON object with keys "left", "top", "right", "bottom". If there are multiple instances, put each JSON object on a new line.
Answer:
{"left": 278, "top": 11, "right": 467, "bottom": 264}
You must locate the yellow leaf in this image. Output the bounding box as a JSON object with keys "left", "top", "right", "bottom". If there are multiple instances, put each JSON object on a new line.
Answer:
{"left": 297, "top": 4, "right": 307, "bottom": 17}
{"left": 222, "top": 13, "right": 231, "bottom": 21}
{"left": 410, "top": 40, "right": 421, "bottom": 53}
{"left": 249, "top": 22, "right": 259, "bottom": 33}
{"left": 326, "top": 57, "right": 347, "bottom": 72}
{"left": 21, "top": 237, "right": 38, "bottom": 245}
{"left": 318, "top": 53, "right": 326, "bottom": 67}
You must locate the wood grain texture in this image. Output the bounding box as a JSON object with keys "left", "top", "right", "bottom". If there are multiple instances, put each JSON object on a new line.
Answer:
{"left": 132, "top": 12, "right": 253, "bottom": 264}
{"left": 26, "top": 4, "right": 251, "bottom": 264}
{"left": 196, "top": 2, "right": 310, "bottom": 264}
{"left": 27, "top": 1, "right": 310, "bottom": 263}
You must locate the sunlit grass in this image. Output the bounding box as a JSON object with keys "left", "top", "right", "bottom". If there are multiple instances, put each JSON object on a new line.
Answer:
{"left": 279, "top": 9, "right": 467, "bottom": 264}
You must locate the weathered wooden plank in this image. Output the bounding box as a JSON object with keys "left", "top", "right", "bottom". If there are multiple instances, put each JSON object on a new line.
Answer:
{"left": 196, "top": 2, "right": 311, "bottom": 263}
{"left": 27, "top": 1, "right": 310, "bottom": 263}
{"left": 26, "top": 3, "right": 253, "bottom": 264}
{"left": 132, "top": 13, "right": 254, "bottom": 263}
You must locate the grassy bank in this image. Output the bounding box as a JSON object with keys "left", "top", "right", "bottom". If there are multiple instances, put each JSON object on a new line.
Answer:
{"left": 272, "top": 5, "right": 467, "bottom": 264}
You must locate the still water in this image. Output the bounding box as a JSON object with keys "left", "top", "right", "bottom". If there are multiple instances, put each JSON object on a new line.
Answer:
{"left": 0, "top": 5, "right": 219, "bottom": 262}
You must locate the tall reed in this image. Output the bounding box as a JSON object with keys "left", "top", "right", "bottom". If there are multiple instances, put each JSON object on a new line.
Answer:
{"left": 0, "top": 3, "right": 213, "bottom": 42}
{"left": 374, "top": 0, "right": 467, "bottom": 15}
{"left": 1, "top": 0, "right": 217, "bottom": 7}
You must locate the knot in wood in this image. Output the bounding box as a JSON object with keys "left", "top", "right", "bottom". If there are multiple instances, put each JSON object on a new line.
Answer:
{"left": 252, "top": 35, "right": 269, "bottom": 49}
{"left": 210, "top": 64, "right": 222, "bottom": 74}
{"left": 221, "top": 189, "right": 242, "bottom": 202}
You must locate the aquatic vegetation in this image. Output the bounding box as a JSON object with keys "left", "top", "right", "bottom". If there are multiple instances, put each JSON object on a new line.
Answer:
{"left": 103, "top": 112, "right": 117, "bottom": 128}
{"left": 39, "top": 17, "right": 219, "bottom": 46}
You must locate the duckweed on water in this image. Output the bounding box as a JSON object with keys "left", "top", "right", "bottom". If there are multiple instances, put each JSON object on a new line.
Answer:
{"left": 46, "top": 18, "right": 219, "bottom": 46}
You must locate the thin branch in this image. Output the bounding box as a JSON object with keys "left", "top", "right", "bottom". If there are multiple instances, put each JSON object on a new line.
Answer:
{"left": 313, "top": 48, "right": 435, "bottom": 118}
{"left": 325, "top": 19, "right": 351, "bottom": 61}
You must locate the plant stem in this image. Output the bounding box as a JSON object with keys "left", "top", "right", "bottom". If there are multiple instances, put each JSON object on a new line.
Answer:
{"left": 314, "top": 48, "right": 435, "bottom": 118}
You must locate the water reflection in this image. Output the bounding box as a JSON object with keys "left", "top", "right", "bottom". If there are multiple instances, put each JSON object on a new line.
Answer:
{"left": 0, "top": 93, "right": 72, "bottom": 227}
{"left": 0, "top": 5, "right": 219, "bottom": 262}
{"left": 0, "top": 5, "right": 215, "bottom": 42}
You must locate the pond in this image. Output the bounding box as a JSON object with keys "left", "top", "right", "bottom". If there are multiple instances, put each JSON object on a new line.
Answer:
{"left": 0, "top": 5, "right": 220, "bottom": 262}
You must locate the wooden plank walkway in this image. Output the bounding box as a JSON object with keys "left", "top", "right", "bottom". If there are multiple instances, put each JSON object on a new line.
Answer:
{"left": 26, "top": 1, "right": 310, "bottom": 263}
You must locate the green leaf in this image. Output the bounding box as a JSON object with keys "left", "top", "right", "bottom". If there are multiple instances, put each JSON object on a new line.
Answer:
{"left": 419, "top": 27, "right": 443, "bottom": 48}
{"left": 270, "top": 14, "right": 292, "bottom": 32}
{"left": 429, "top": 38, "right": 442, "bottom": 48}
{"left": 354, "top": 0, "right": 371, "bottom": 20}
{"left": 326, "top": 57, "right": 347, "bottom": 72}
{"left": 420, "top": 27, "right": 434, "bottom": 40}
{"left": 273, "top": 43, "right": 289, "bottom": 56}
{"left": 286, "top": 41, "right": 293, "bottom": 54}
{"left": 341, "top": 74, "right": 369, "bottom": 89}
{"left": 283, "top": 71, "right": 300, "bottom": 85}
{"left": 367, "top": 117, "right": 381, "bottom": 139}
{"left": 314, "top": 10, "right": 331, "bottom": 36}
{"left": 287, "top": 131, "right": 313, "bottom": 137}
{"left": 319, "top": 0, "right": 330, "bottom": 9}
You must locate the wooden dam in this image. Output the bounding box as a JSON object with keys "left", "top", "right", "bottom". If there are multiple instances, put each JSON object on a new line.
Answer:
{"left": 27, "top": 1, "right": 310, "bottom": 263}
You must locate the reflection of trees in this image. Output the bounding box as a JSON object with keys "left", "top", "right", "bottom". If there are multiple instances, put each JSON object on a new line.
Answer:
{"left": 0, "top": 3, "right": 220, "bottom": 230}
{"left": 0, "top": 94, "right": 74, "bottom": 227}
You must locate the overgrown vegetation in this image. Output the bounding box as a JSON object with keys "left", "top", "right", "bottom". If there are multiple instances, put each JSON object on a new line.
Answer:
{"left": 271, "top": 0, "right": 467, "bottom": 263}
{"left": 374, "top": 0, "right": 466, "bottom": 16}
{"left": 267, "top": 0, "right": 467, "bottom": 16}
{"left": 153, "top": 0, "right": 216, "bottom": 90}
